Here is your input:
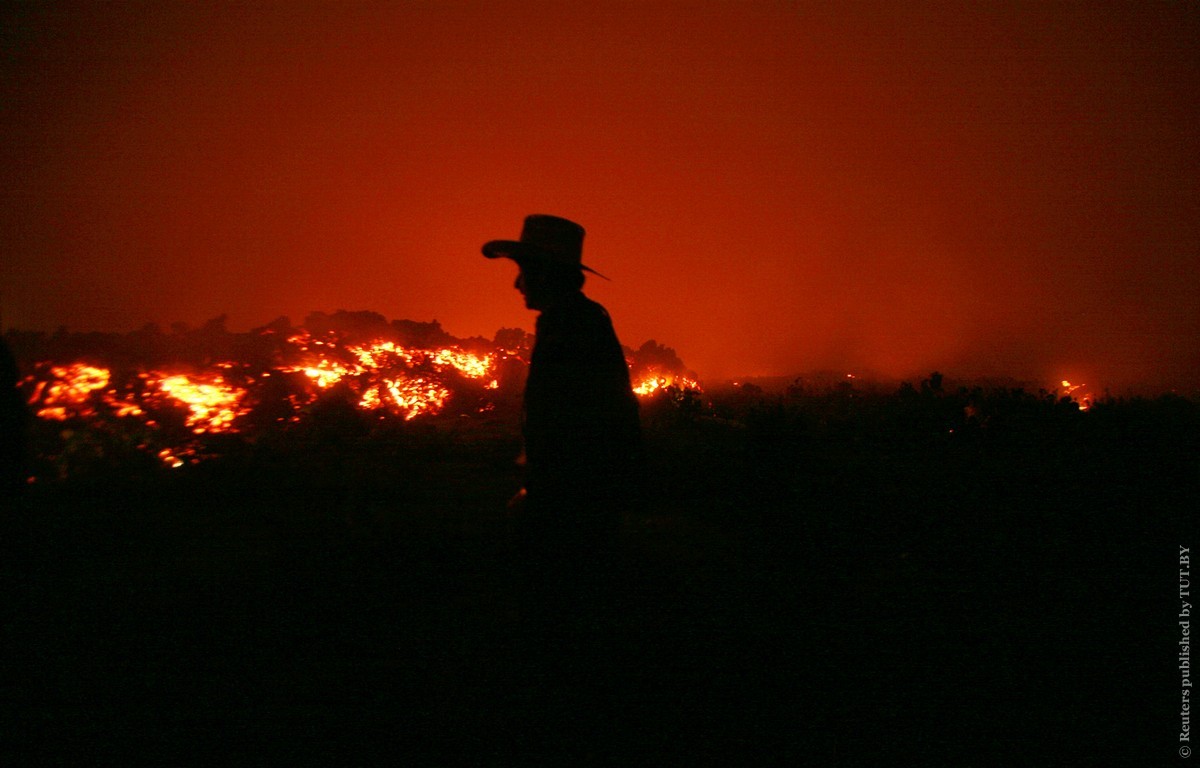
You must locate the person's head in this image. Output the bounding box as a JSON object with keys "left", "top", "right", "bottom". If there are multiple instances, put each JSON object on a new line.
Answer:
{"left": 514, "top": 260, "right": 585, "bottom": 310}
{"left": 482, "top": 214, "right": 606, "bottom": 311}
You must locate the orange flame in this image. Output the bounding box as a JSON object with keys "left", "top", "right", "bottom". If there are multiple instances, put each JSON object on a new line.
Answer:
{"left": 34, "top": 364, "right": 110, "bottom": 419}
{"left": 632, "top": 373, "right": 702, "bottom": 397}
{"left": 425, "top": 347, "right": 493, "bottom": 379}
{"left": 1060, "top": 380, "right": 1094, "bottom": 411}
{"left": 298, "top": 359, "right": 355, "bottom": 389}
{"left": 151, "top": 373, "right": 249, "bottom": 434}
{"left": 281, "top": 335, "right": 495, "bottom": 420}
{"left": 26, "top": 328, "right": 704, "bottom": 475}
{"left": 157, "top": 447, "right": 185, "bottom": 469}
{"left": 367, "top": 375, "right": 452, "bottom": 420}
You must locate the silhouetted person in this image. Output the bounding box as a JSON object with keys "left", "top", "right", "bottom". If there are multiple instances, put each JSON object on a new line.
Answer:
{"left": 483, "top": 214, "right": 641, "bottom": 643}
{"left": 0, "top": 337, "right": 29, "bottom": 497}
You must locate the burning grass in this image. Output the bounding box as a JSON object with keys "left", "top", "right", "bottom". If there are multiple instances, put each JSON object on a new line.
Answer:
{"left": 9, "top": 312, "right": 701, "bottom": 481}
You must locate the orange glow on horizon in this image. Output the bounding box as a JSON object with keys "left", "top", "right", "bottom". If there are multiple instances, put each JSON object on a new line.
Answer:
{"left": 2, "top": 4, "right": 1195, "bottom": 393}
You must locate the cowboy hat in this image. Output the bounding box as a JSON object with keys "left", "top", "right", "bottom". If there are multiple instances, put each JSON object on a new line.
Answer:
{"left": 482, "top": 214, "right": 608, "bottom": 279}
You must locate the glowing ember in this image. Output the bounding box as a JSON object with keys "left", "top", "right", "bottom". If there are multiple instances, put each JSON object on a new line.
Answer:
{"left": 107, "top": 397, "right": 146, "bottom": 418}
{"left": 157, "top": 448, "right": 185, "bottom": 469}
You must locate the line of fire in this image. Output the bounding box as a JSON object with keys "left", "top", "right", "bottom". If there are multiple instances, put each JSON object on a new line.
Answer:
{"left": 6, "top": 311, "right": 701, "bottom": 480}
{"left": 6, "top": 308, "right": 1108, "bottom": 487}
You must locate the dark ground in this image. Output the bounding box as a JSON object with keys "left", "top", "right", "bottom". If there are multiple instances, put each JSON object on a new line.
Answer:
{"left": 2, "top": 390, "right": 1195, "bottom": 764}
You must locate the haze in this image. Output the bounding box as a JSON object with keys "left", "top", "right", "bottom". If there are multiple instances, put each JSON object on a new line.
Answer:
{"left": 2, "top": 2, "right": 1196, "bottom": 391}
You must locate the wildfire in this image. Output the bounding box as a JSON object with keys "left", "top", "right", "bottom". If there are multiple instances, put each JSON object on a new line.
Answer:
{"left": 21, "top": 321, "right": 702, "bottom": 475}
{"left": 31, "top": 363, "right": 110, "bottom": 420}
{"left": 426, "top": 347, "right": 493, "bottom": 379}
{"left": 349, "top": 339, "right": 410, "bottom": 370}
{"left": 1060, "top": 380, "right": 1094, "bottom": 411}
{"left": 150, "top": 373, "right": 249, "bottom": 434}
{"left": 346, "top": 340, "right": 492, "bottom": 380}
{"left": 297, "top": 359, "right": 355, "bottom": 389}
{"left": 279, "top": 336, "right": 494, "bottom": 420}
{"left": 632, "top": 373, "right": 702, "bottom": 397}
{"left": 369, "top": 376, "right": 452, "bottom": 420}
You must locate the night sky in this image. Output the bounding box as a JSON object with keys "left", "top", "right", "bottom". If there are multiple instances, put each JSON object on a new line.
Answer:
{"left": 2, "top": 2, "right": 1196, "bottom": 390}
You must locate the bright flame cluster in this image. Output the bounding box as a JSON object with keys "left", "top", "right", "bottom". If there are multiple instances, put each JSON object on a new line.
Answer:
{"left": 282, "top": 334, "right": 495, "bottom": 419}
{"left": 32, "top": 363, "right": 146, "bottom": 422}
{"left": 359, "top": 377, "right": 453, "bottom": 420}
{"left": 1060, "top": 380, "right": 1094, "bottom": 411}
{"left": 296, "top": 359, "right": 353, "bottom": 389}
{"left": 149, "top": 373, "right": 248, "bottom": 433}
{"left": 632, "top": 373, "right": 702, "bottom": 397}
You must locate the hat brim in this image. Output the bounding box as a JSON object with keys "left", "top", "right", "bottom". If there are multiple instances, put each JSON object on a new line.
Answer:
{"left": 482, "top": 240, "right": 543, "bottom": 261}
{"left": 481, "top": 240, "right": 608, "bottom": 279}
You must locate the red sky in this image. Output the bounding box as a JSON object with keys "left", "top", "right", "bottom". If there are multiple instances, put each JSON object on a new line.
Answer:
{"left": 2, "top": 1, "right": 1197, "bottom": 391}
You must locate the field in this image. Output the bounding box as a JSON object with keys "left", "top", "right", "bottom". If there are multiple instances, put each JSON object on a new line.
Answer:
{"left": 3, "top": 381, "right": 1195, "bottom": 763}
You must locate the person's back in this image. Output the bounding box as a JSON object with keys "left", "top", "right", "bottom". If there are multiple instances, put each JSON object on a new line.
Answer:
{"left": 523, "top": 290, "right": 640, "bottom": 510}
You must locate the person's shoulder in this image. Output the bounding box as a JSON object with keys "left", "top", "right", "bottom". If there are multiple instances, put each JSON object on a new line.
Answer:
{"left": 545, "top": 293, "right": 607, "bottom": 324}
{"left": 538, "top": 294, "right": 617, "bottom": 345}
{"left": 571, "top": 293, "right": 611, "bottom": 319}
{"left": 572, "top": 296, "right": 618, "bottom": 338}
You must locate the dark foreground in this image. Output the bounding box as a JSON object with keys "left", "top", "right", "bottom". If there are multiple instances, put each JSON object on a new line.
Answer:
{"left": 3, "top": 392, "right": 1195, "bottom": 764}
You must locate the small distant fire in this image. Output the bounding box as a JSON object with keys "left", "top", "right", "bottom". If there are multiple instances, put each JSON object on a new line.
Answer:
{"left": 1060, "top": 380, "right": 1094, "bottom": 411}
{"left": 18, "top": 320, "right": 701, "bottom": 474}
{"left": 632, "top": 372, "right": 702, "bottom": 397}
